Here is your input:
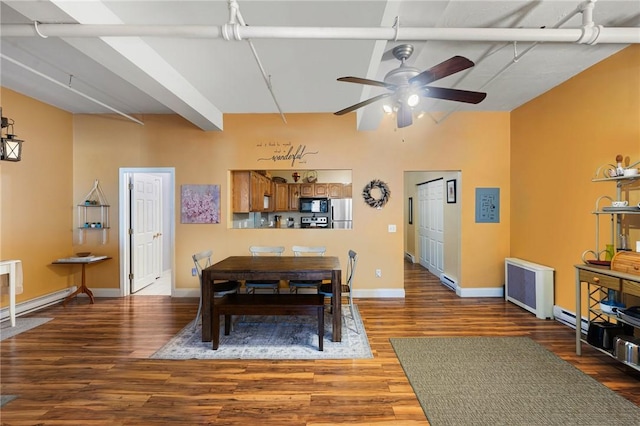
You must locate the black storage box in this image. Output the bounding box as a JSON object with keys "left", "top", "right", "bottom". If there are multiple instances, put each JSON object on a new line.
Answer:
{"left": 587, "top": 322, "right": 631, "bottom": 350}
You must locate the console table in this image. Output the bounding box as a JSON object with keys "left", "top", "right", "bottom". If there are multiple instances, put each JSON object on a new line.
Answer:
{"left": 52, "top": 256, "right": 111, "bottom": 306}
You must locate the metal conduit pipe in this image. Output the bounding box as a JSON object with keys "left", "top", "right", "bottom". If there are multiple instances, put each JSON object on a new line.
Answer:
{"left": 230, "top": 1, "right": 287, "bottom": 123}
{"left": 431, "top": 0, "right": 592, "bottom": 124}
{"left": 2, "top": 23, "right": 638, "bottom": 44}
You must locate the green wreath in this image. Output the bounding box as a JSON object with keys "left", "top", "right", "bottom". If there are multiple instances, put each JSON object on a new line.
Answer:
{"left": 362, "top": 179, "right": 390, "bottom": 209}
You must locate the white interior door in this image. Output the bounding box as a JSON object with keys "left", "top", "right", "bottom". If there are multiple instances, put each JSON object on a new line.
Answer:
{"left": 418, "top": 179, "right": 444, "bottom": 276}
{"left": 131, "top": 173, "right": 161, "bottom": 293}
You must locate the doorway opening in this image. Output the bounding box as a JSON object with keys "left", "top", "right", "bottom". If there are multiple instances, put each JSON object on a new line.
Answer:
{"left": 119, "top": 168, "right": 175, "bottom": 296}
{"left": 404, "top": 170, "right": 461, "bottom": 291}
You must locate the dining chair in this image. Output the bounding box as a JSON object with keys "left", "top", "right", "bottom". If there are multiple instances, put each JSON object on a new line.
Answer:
{"left": 318, "top": 249, "right": 359, "bottom": 333}
{"left": 192, "top": 250, "right": 240, "bottom": 331}
{"left": 288, "top": 245, "right": 326, "bottom": 293}
{"left": 245, "top": 245, "right": 285, "bottom": 294}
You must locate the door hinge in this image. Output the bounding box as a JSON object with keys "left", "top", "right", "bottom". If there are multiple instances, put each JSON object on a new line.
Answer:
{"left": 128, "top": 228, "right": 133, "bottom": 235}
{"left": 129, "top": 273, "right": 134, "bottom": 280}
{"left": 128, "top": 183, "right": 133, "bottom": 190}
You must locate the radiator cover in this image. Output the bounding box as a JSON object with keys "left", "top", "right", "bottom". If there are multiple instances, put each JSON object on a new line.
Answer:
{"left": 505, "top": 258, "right": 554, "bottom": 320}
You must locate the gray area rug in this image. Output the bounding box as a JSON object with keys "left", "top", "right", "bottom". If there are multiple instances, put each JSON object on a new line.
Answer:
{"left": 390, "top": 336, "right": 640, "bottom": 426}
{"left": 0, "top": 317, "right": 52, "bottom": 341}
{"left": 0, "top": 395, "right": 18, "bottom": 407}
{"left": 152, "top": 305, "right": 371, "bottom": 359}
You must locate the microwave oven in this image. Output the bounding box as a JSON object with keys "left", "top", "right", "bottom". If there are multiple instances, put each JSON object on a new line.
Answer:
{"left": 299, "top": 197, "right": 329, "bottom": 213}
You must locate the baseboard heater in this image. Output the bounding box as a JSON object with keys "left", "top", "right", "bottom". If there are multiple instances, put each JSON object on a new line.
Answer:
{"left": 505, "top": 258, "right": 554, "bottom": 320}
{"left": 0, "top": 286, "right": 75, "bottom": 322}
{"left": 553, "top": 305, "right": 589, "bottom": 333}
{"left": 440, "top": 273, "right": 457, "bottom": 291}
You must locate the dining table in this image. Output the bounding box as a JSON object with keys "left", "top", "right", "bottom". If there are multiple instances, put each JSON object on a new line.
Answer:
{"left": 201, "top": 255, "right": 342, "bottom": 342}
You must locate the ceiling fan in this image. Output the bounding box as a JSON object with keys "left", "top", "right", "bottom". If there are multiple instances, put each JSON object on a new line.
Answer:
{"left": 334, "top": 44, "right": 487, "bottom": 128}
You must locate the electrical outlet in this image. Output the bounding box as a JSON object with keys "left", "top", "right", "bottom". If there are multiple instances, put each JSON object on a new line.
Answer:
{"left": 388, "top": 224, "right": 396, "bottom": 232}
{"left": 191, "top": 267, "right": 197, "bottom": 276}
{"left": 375, "top": 269, "right": 382, "bottom": 278}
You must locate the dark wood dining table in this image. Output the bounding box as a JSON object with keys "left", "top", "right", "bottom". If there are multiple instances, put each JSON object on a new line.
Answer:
{"left": 201, "top": 256, "right": 342, "bottom": 342}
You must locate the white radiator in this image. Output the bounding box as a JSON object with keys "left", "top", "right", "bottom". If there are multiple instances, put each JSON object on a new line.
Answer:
{"left": 505, "top": 258, "right": 554, "bottom": 320}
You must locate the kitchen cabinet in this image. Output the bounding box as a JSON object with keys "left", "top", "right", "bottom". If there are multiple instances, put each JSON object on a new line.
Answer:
{"left": 299, "top": 183, "right": 329, "bottom": 197}
{"left": 343, "top": 183, "right": 353, "bottom": 198}
{"left": 233, "top": 171, "right": 271, "bottom": 213}
{"left": 274, "top": 182, "right": 289, "bottom": 212}
{"left": 328, "top": 183, "right": 343, "bottom": 198}
{"left": 313, "top": 183, "right": 328, "bottom": 197}
{"left": 289, "top": 184, "right": 301, "bottom": 211}
{"left": 300, "top": 183, "right": 314, "bottom": 197}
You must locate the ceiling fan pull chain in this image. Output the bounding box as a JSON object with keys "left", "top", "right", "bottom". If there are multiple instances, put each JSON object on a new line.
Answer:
{"left": 512, "top": 42, "right": 519, "bottom": 62}
{"left": 393, "top": 16, "right": 400, "bottom": 41}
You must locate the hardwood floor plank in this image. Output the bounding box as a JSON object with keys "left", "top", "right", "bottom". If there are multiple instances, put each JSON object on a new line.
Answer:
{"left": 1, "top": 261, "right": 638, "bottom": 425}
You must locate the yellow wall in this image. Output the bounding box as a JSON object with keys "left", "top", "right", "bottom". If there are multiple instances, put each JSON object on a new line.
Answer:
{"left": 69, "top": 111, "right": 510, "bottom": 296}
{"left": 1, "top": 88, "right": 76, "bottom": 301}
{"left": 511, "top": 45, "right": 640, "bottom": 311}
{"left": 3, "top": 45, "right": 636, "bottom": 313}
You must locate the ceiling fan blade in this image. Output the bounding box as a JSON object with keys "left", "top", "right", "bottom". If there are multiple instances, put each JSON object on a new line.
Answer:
{"left": 337, "top": 76, "right": 396, "bottom": 90}
{"left": 397, "top": 103, "right": 413, "bottom": 128}
{"left": 409, "top": 56, "right": 475, "bottom": 86}
{"left": 422, "top": 86, "right": 487, "bottom": 104}
{"left": 334, "top": 93, "right": 393, "bottom": 116}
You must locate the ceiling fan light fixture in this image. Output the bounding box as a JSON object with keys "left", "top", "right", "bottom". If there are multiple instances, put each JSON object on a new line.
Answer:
{"left": 407, "top": 93, "right": 420, "bottom": 108}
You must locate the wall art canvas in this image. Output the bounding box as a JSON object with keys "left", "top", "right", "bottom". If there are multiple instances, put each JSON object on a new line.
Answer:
{"left": 181, "top": 184, "right": 220, "bottom": 224}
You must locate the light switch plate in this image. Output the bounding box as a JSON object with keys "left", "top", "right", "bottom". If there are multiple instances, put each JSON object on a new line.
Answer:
{"left": 388, "top": 224, "right": 397, "bottom": 232}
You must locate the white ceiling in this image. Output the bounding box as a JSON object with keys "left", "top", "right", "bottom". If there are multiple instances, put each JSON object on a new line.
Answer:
{"left": 1, "top": 0, "right": 639, "bottom": 131}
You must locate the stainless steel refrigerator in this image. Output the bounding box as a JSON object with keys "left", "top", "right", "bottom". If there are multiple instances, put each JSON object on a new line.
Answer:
{"left": 330, "top": 198, "right": 353, "bottom": 229}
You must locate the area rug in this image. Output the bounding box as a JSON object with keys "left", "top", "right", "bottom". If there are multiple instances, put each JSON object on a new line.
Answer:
{"left": 390, "top": 336, "right": 640, "bottom": 426}
{"left": 0, "top": 317, "right": 52, "bottom": 341}
{"left": 0, "top": 395, "right": 18, "bottom": 407}
{"left": 151, "top": 305, "right": 371, "bottom": 359}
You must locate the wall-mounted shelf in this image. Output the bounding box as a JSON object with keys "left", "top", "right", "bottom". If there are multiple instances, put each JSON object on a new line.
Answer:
{"left": 77, "top": 179, "right": 109, "bottom": 244}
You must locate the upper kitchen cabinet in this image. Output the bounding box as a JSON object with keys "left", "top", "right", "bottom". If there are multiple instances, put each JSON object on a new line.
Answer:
{"left": 274, "top": 182, "right": 289, "bottom": 212}
{"left": 328, "top": 183, "right": 344, "bottom": 198}
{"left": 232, "top": 171, "right": 272, "bottom": 213}
{"left": 231, "top": 169, "right": 352, "bottom": 218}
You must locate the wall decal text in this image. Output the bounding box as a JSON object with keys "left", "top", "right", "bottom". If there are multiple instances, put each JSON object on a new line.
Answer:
{"left": 257, "top": 141, "right": 319, "bottom": 166}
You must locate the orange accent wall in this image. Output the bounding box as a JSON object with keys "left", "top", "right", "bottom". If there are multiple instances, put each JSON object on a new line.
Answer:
{"left": 1, "top": 88, "right": 75, "bottom": 302}
{"left": 2, "top": 45, "right": 637, "bottom": 313}
{"left": 69, "top": 111, "right": 510, "bottom": 295}
{"left": 511, "top": 45, "right": 640, "bottom": 312}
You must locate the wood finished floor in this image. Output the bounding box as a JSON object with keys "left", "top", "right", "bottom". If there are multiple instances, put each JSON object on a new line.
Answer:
{"left": 1, "top": 261, "right": 639, "bottom": 425}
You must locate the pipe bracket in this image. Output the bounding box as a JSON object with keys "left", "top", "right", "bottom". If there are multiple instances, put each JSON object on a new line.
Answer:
{"left": 33, "top": 21, "right": 48, "bottom": 38}
{"left": 222, "top": 23, "right": 242, "bottom": 41}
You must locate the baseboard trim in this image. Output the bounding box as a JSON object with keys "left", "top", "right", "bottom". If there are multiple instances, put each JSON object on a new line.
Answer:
{"left": 88, "top": 288, "right": 124, "bottom": 298}
{"left": 0, "top": 287, "right": 76, "bottom": 322}
{"left": 352, "top": 289, "right": 405, "bottom": 298}
{"left": 456, "top": 286, "right": 504, "bottom": 298}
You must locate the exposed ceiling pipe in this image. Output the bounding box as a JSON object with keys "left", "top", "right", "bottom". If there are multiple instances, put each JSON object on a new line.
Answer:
{"left": 2, "top": 23, "right": 638, "bottom": 45}
{"left": 1, "top": 53, "right": 144, "bottom": 125}
{"left": 431, "top": 0, "right": 594, "bottom": 124}
{"left": 228, "top": 0, "right": 287, "bottom": 124}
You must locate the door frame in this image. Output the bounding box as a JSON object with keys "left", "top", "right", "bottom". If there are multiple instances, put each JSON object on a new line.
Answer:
{"left": 118, "top": 167, "right": 176, "bottom": 297}
{"left": 404, "top": 170, "right": 461, "bottom": 288}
